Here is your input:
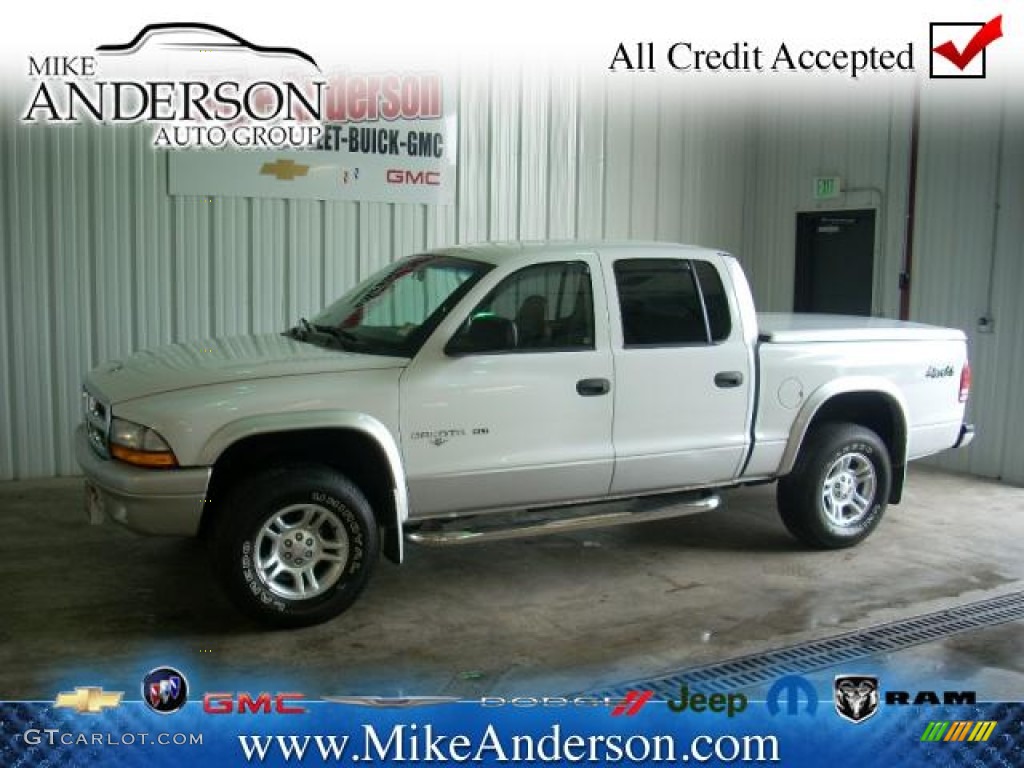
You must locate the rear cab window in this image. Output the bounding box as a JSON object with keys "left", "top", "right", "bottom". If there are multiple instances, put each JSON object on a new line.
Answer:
{"left": 613, "top": 258, "right": 731, "bottom": 346}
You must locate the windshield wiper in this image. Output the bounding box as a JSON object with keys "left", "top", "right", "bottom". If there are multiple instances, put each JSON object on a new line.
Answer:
{"left": 285, "top": 318, "right": 367, "bottom": 351}
{"left": 312, "top": 324, "right": 365, "bottom": 349}
{"left": 283, "top": 317, "right": 315, "bottom": 341}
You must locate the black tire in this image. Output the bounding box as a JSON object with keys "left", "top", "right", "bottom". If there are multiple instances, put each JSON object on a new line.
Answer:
{"left": 776, "top": 422, "right": 891, "bottom": 549}
{"left": 211, "top": 465, "right": 379, "bottom": 628}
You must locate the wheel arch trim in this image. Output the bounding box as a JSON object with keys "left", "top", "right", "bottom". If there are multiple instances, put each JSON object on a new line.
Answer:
{"left": 779, "top": 378, "right": 909, "bottom": 479}
{"left": 198, "top": 410, "right": 408, "bottom": 562}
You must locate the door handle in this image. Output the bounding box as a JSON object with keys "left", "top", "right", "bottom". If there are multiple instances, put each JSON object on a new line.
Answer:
{"left": 576, "top": 378, "right": 611, "bottom": 396}
{"left": 714, "top": 371, "right": 744, "bottom": 388}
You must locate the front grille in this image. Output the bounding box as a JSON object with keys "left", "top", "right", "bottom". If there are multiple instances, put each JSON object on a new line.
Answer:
{"left": 82, "top": 388, "right": 111, "bottom": 458}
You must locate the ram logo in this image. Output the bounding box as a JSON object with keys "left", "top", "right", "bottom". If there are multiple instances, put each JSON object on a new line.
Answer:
{"left": 834, "top": 675, "right": 879, "bottom": 724}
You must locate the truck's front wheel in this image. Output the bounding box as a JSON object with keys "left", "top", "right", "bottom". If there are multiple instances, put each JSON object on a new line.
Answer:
{"left": 212, "top": 465, "right": 379, "bottom": 627}
{"left": 777, "top": 423, "right": 891, "bottom": 549}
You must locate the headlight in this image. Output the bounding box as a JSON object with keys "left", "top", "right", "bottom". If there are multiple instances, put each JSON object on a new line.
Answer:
{"left": 109, "top": 418, "right": 178, "bottom": 468}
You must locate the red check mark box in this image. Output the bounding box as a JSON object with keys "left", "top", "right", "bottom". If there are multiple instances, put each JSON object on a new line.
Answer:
{"left": 929, "top": 16, "right": 1003, "bottom": 79}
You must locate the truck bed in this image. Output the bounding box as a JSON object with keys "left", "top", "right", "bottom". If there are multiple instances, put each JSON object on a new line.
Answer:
{"left": 757, "top": 313, "right": 967, "bottom": 343}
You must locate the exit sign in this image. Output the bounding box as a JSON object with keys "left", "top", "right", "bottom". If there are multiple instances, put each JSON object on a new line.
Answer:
{"left": 814, "top": 176, "right": 842, "bottom": 200}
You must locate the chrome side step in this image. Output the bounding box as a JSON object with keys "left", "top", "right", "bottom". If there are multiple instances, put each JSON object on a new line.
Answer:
{"left": 405, "top": 492, "right": 721, "bottom": 546}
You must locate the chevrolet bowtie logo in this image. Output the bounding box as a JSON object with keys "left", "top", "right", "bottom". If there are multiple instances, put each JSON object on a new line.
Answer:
{"left": 260, "top": 159, "right": 310, "bottom": 181}
{"left": 55, "top": 687, "right": 123, "bottom": 714}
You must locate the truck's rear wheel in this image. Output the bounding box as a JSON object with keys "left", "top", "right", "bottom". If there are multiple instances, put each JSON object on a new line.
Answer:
{"left": 777, "top": 423, "right": 891, "bottom": 549}
{"left": 212, "top": 465, "right": 379, "bottom": 627}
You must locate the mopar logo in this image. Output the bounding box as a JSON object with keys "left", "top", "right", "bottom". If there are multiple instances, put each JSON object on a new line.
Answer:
{"left": 766, "top": 675, "right": 818, "bottom": 716}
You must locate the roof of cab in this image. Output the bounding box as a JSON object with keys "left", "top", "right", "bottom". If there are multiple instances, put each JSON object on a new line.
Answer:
{"left": 433, "top": 241, "right": 725, "bottom": 267}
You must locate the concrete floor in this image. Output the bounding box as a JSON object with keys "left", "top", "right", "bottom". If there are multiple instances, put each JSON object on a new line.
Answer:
{"left": 0, "top": 466, "right": 1022, "bottom": 700}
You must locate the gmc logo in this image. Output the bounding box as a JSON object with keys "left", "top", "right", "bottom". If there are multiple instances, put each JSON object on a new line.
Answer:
{"left": 203, "top": 692, "right": 306, "bottom": 714}
{"left": 387, "top": 169, "right": 441, "bottom": 186}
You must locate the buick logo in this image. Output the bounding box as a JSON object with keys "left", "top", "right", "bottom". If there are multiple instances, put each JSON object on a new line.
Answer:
{"left": 834, "top": 675, "right": 879, "bottom": 724}
{"left": 142, "top": 666, "right": 189, "bottom": 714}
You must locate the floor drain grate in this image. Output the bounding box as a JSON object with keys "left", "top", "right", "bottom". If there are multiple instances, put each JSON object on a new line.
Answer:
{"left": 587, "top": 590, "right": 1024, "bottom": 699}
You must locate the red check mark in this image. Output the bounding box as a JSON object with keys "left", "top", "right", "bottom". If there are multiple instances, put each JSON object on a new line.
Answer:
{"left": 933, "top": 15, "right": 1003, "bottom": 70}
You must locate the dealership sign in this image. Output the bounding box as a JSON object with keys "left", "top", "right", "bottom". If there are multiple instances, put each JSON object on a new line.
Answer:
{"left": 22, "top": 23, "right": 457, "bottom": 205}
{"left": 167, "top": 78, "right": 457, "bottom": 205}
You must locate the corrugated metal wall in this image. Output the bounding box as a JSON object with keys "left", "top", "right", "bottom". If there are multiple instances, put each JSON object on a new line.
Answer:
{"left": 740, "top": 80, "right": 913, "bottom": 318}
{"left": 1, "top": 72, "right": 1021, "bottom": 484}
{"left": 738, "top": 78, "right": 1023, "bottom": 484}
{"left": 0, "top": 72, "right": 754, "bottom": 480}
{"left": 910, "top": 82, "right": 1024, "bottom": 484}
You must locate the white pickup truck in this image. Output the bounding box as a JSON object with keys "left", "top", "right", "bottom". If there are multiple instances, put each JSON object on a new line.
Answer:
{"left": 77, "top": 242, "right": 974, "bottom": 626}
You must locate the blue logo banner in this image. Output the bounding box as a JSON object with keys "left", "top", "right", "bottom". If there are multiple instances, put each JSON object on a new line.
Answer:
{"left": 3, "top": 668, "right": 1021, "bottom": 767}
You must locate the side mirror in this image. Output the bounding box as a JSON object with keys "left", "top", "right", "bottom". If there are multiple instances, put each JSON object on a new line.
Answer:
{"left": 446, "top": 314, "right": 518, "bottom": 356}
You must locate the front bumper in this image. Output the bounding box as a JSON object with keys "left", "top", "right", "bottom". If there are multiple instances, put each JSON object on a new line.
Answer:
{"left": 953, "top": 422, "right": 975, "bottom": 449}
{"left": 75, "top": 425, "right": 211, "bottom": 536}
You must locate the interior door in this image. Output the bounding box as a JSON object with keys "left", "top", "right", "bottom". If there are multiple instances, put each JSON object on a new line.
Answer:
{"left": 603, "top": 255, "right": 753, "bottom": 495}
{"left": 794, "top": 210, "right": 876, "bottom": 315}
{"left": 399, "top": 257, "right": 615, "bottom": 517}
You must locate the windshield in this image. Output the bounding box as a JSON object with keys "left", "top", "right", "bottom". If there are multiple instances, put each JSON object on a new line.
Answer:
{"left": 307, "top": 253, "right": 492, "bottom": 356}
